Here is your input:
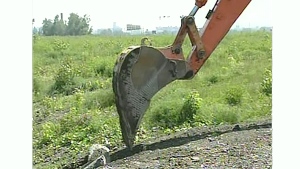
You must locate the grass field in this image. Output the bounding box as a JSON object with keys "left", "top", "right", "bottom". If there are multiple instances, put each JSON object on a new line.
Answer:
{"left": 32, "top": 30, "right": 272, "bottom": 168}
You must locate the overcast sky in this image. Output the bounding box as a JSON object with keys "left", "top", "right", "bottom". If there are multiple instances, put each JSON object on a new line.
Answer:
{"left": 32, "top": 0, "right": 272, "bottom": 30}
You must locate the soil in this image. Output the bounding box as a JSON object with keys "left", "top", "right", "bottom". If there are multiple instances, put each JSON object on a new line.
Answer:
{"left": 65, "top": 118, "right": 272, "bottom": 169}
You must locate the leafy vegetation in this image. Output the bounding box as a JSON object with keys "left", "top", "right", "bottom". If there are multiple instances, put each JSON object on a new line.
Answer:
{"left": 261, "top": 68, "right": 272, "bottom": 96}
{"left": 34, "top": 13, "right": 93, "bottom": 36}
{"left": 33, "top": 30, "right": 272, "bottom": 168}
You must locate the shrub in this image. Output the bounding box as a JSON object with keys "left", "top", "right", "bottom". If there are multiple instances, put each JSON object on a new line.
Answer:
{"left": 261, "top": 68, "right": 272, "bottom": 96}
{"left": 52, "top": 39, "right": 69, "bottom": 52}
{"left": 180, "top": 90, "right": 202, "bottom": 124}
{"left": 50, "top": 58, "right": 79, "bottom": 95}
{"left": 224, "top": 87, "right": 243, "bottom": 106}
{"left": 39, "top": 122, "right": 61, "bottom": 146}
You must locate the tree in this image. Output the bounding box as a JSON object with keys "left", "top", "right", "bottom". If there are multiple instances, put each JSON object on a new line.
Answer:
{"left": 52, "top": 15, "right": 66, "bottom": 36}
{"left": 32, "top": 27, "right": 38, "bottom": 34}
{"left": 41, "top": 13, "right": 92, "bottom": 36}
{"left": 42, "top": 18, "right": 54, "bottom": 36}
{"left": 65, "top": 13, "right": 92, "bottom": 36}
{"left": 99, "top": 29, "right": 113, "bottom": 36}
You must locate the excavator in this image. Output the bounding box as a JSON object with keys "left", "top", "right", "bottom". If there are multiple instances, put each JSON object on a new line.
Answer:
{"left": 112, "top": 0, "right": 252, "bottom": 150}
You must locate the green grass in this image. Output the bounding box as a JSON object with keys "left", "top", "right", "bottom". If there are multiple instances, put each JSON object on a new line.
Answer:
{"left": 32, "top": 31, "right": 272, "bottom": 168}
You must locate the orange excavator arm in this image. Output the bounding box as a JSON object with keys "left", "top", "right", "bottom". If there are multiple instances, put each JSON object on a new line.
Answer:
{"left": 162, "top": 0, "right": 252, "bottom": 78}
{"left": 112, "top": 0, "right": 252, "bottom": 149}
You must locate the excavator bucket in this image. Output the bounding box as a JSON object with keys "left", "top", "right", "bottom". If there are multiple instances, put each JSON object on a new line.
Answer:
{"left": 112, "top": 44, "right": 191, "bottom": 149}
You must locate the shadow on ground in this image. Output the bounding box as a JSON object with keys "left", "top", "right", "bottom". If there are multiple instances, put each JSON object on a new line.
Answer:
{"left": 110, "top": 122, "right": 272, "bottom": 162}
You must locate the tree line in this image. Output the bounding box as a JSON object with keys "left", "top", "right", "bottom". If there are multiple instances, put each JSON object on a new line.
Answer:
{"left": 33, "top": 13, "right": 93, "bottom": 36}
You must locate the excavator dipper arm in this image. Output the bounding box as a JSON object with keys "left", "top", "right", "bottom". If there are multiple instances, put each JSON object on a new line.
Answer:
{"left": 112, "top": 0, "right": 251, "bottom": 150}
{"left": 190, "top": 0, "right": 251, "bottom": 75}
{"left": 162, "top": 0, "right": 252, "bottom": 78}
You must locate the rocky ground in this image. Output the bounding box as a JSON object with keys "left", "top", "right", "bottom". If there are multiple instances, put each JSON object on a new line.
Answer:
{"left": 65, "top": 118, "right": 272, "bottom": 169}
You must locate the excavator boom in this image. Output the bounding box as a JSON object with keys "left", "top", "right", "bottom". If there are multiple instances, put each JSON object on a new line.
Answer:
{"left": 112, "top": 0, "right": 251, "bottom": 149}
{"left": 195, "top": 0, "right": 251, "bottom": 74}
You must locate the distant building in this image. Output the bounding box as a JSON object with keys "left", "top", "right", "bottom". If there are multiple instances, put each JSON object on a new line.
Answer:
{"left": 128, "top": 29, "right": 143, "bottom": 35}
{"left": 155, "top": 26, "right": 179, "bottom": 34}
{"left": 112, "top": 22, "right": 122, "bottom": 32}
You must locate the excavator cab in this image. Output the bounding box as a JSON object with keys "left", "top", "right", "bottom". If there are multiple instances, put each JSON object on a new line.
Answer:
{"left": 112, "top": 0, "right": 251, "bottom": 149}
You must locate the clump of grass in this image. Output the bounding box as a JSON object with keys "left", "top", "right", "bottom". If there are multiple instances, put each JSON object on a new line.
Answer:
{"left": 213, "top": 106, "right": 240, "bottom": 124}
{"left": 33, "top": 77, "right": 41, "bottom": 94}
{"left": 148, "top": 90, "right": 203, "bottom": 129}
{"left": 45, "top": 50, "right": 61, "bottom": 59}
{"left": 84, "top": 89, "right": 115, "bottom": 110}
{"left": 93, "top": 57, "right": 115, "bottom": 78}
{"left": 193, "top": 103, "right": 240, "bottom": 125}
{"left": 224, "top": 86, "right": 244, "bottom": 106}
{"left": 206, "top": 75, "right": 219, "bottom": 85}
{"left": 149, "top": 99, "right": 183, "bottom": 129}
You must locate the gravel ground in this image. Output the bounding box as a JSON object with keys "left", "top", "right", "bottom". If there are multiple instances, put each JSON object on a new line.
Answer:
{"left": 107, "top": 119, "right": 272, "bottom": 169}
{"left": 64, "top": 118, "right": 272, "bottom": 169}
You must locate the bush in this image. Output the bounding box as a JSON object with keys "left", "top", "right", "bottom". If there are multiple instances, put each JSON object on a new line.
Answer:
{"left": 261, "top": 68, "right": 272, "bottom": 96}
{"left": 224, "top": 87, "right": 243, "bottom": 106}
{"left": 180, "top": 90, "right": 202, "bottom": 124}
{"left": 50, "top": 58, "right": 79, "bottom": 95}
{"left": 39, "top": 122, "right": 61, "bottom": 146}
{"left": 52, "top": 39, "right": 69, "bottom": 52}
